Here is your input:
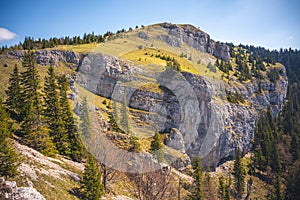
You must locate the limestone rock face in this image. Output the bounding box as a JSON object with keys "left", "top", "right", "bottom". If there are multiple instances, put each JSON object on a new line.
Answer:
{"left": 158, "top": 23, "right": 230, "bottom": 61}
{"left": 7, "top": 49, "right": 84, "bottom": 67}
{"left": 75, "top": 52, "right": 288, "bottom": 168}
{"left": 165, "top": 128, "right": 186, "bottom": 153}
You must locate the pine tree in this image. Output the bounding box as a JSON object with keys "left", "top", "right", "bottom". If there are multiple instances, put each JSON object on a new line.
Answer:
{"left": 233, "top": 149, "right": 245, "bottom": 198}
{"left": 108, "top": 99, "right": 122, "bottom": 133}
{"left": 120, "top": 95, "right": 131, "bottom": 134}
{"left": 20, "top": 51, "right": 56, "bottom": 156}
{"left": 0, "top": 98, "right": 19, "bottom": 177}
{"left": 218, "top": 176, "right": 231, "bottom": 200}
{"left": 271, "top": 144, "right": 281, "bottom": 173}
{"left": 225, "top": 177, "right": 231, "bottom": 200}
{"left": 80, "top": 154, "right": 103, "bottom": 200}
{"left": 275, "top": 173, "right": 283, "bottom": 200}
{"left": 58, "top": 75, "right": 85, "bottom": 161}
{"left": 44, "top": 66, "right": 69, "bottom": 155}
{"left": 219, "top": 176, "right": 226, "bottom": 199}
{"left": 81, "top": 97, "right": 91, "bottom": 139}
{"left": 150, "top": 132, "right": 164, "bottom": 162}
{"left": 129, "top": 135, "right": 141, "bottom": 152}
{"left": 5, "top": 64, "right": 23, "bottom": 116}
{"left": 190, "top": 156, "right": 204, "bottom": 200}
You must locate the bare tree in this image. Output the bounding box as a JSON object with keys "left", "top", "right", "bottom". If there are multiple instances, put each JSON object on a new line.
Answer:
{"left": 128, "top": 166, "right": 177, "bottom": 200}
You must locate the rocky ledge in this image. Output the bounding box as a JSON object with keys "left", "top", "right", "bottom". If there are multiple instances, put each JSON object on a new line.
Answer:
{"left": 7, "top": 49, "right": 84, "bottom": 67}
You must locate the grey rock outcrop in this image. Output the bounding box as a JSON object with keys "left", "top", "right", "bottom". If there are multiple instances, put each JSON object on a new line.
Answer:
{"left": 0, "top": 177, "right": 45, "bottom": 200}
{"left": 157, "top": 34, "right": 182, "bottom": 47}
{"left": 7, "top": 49, "right": 84, "bottom": 66}
{"left": 138, "top": 31, "right": 149, "bottom": 40}
{"left": 35, "top": 50, "right": 83, "bottom": 66}
{"left": 158, "top": 23, "right": 230, "bottom": 61}
{"left": 165, "top": 128, "right": 186, "bottom": 153}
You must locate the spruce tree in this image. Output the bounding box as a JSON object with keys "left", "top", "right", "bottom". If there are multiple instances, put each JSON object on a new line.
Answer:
{"left": 275, "top": 173, "right": 283, "bottom": 200}
{"left": 81, "top": 97, "right": 91, "bottom": 139}
{"left": 109, "top": 99, "right": 122, "bottom": 133}
{"left": 233, "top": 149, "right": 245, "bottom": 198}
{"left": 0, "top": 98, "right": 19, "bottom": 177}
{"left": 271, "top": 144, "right": 281, "bottom": 173}
{"left": 219, "top": 176, "right": 226, "bottom": 199}
{"left": 120, "top": 95, "right": 131, "bottom": 134}
{"left": 20, "top": 51, "right": 56, "bottom": 156}
{"left": 80, "top": 154, "right": 103, "bottom": 200}
{"left": 44, "top": 66, "right": 69, "bottom": 155}
{"left": 190, "top": 156, "right": 204, "bottom": 200}
{"left": 58, "top": 75, "right": 85, "bottom": 161}
{"left": 150, "top": 132, "right": 164, "bottom": 162}
{"left": 128, "top": 135, "right": 141, "bottom": 152}
{"left": 6, "top": 64, "right": 23, "bottom": 116}
{"left": 225, "top": 177, "right": 231, "bottom": 200}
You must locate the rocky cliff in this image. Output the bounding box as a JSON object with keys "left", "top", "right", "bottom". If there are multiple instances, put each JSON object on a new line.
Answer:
{"left": 75, "top": 51, "right": 288, "bottom": 168}
{"left": 158, "top": 23, "right": 230, "bottom": 61}
{"left": 7, "top": 49, "right": 84, "bottom": 68}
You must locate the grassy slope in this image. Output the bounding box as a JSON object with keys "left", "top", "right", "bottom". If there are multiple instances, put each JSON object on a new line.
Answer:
{"left": 7, "top": 141, "right": 83, "bottom": 200}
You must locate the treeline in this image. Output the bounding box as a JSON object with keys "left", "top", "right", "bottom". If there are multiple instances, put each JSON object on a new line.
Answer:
{"left": 0, "top": 25, "right": 146, "bottom": 54}
{"left": 0, "top": 32, "right": 108, "bottom": 53}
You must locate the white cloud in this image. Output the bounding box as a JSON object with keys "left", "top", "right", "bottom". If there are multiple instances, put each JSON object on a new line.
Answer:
{"left": 0, "top": 28, "right": 16, "bottom": 41}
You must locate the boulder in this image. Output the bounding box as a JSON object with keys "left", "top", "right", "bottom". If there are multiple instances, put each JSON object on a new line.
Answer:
{"left": 165, "top": 128, "right": 186, "bottom": 153}
{"left": 138, "top": 31, "right": 149, "bottom": 40}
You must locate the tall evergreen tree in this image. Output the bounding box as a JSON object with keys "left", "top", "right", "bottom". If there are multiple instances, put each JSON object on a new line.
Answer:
{"left": 128, "top": 135, "right": 141, "bottom": 153}
{"left": 275, "top": 173, "right": 283, "bottom": 200}
{"left": 120, "top": 95, "right": 131, "bottom": 134}
{"left": 218, "top": 176, "right": 231, "bottom": 200}
{"left": 108, "top": 99, "right": 122, "bottom": 133}
{"left": 150, "top": 132, "right": 164, "bottom": 162}
{"left": 44, "top": 66, "right": 69, "bottom": 155}
{"left": 80, "top": 154, "right": 103, "bottom": 200}
{"left": 219, "top": 176, "right": 226, "bottom": 200}
{"left": 189, "top": 156, "right": 204, "bottom": 200}
{"left": 233, "top": 149, "right": 245, "bottom": 198}
{"left": 81, "top": 97, "right": 91, "bottom": 139}
{"left": 58, "top": 75, "right": 85, "bottom": 161}
{"left": 20, "top": 51, "right": 56, "bottom": 156}
{"left": 0, "top": 98, "right": 19, "bottom": 177}
{"left": 5, "top": 64, "right": 23, "bottom": 116}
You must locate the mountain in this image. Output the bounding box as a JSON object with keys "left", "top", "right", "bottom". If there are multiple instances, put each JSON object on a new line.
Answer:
{"left": 3, "top": 23, "right": 288, "bottom": 168}
{"left": 0, "top": 23, "right": 295, "bottom": 199}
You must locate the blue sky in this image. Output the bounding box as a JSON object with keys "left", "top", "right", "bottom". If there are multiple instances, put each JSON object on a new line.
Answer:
{"left": 0, "top": 0, "right": 299, "bottom": 50}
